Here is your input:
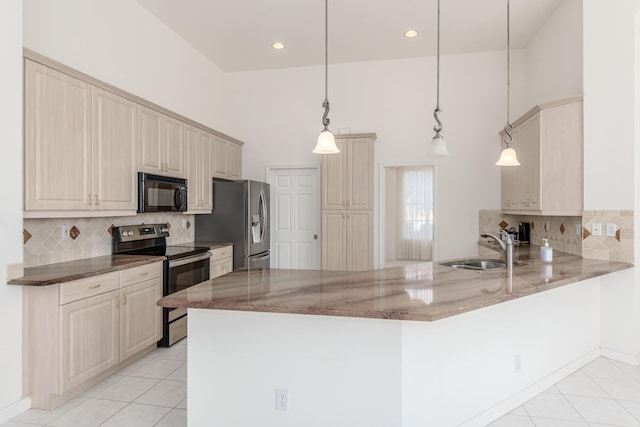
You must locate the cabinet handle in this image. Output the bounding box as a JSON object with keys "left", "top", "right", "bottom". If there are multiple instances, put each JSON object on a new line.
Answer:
{"left": 89, "top": 284, "right": 101, "bottom": 289}
{"left": 88, "top": 195, "right": 92, "bottom": 205}
{"left": 94, "top": 194, "right": 99, "bottom": 206}
{"left": 139, "top": 272, "right": 149, "bottom": 277}
{"left": 122, "top": 295, "right": 128, "bottom": 305}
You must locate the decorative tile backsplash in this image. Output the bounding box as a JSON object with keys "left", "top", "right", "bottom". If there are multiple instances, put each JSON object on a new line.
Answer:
{"left": 23, "top": 213, "right": 195, "bottom": 268}
{"left": 479, "top": 210, "right": 634, "bottom": 263}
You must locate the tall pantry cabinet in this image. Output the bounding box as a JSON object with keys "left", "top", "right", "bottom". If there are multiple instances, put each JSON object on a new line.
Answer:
{"left": 321, "top": 134, "right": 376, "bottom": 271}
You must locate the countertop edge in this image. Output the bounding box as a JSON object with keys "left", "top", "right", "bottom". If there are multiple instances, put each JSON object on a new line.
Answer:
{"left": 8, "top": 256, "right": 166, "bottom": 286}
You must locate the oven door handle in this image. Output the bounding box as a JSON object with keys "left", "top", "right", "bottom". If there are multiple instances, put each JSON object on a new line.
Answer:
{"left": 168, "top": 252, "right": 211, "bottom": 268}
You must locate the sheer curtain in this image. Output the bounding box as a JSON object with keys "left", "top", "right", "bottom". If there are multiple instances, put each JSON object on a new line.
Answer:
{"left": 396, "top": 166, "right": 434, "bottom": 260}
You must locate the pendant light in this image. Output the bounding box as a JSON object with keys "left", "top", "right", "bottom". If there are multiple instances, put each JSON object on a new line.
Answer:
{"left": 313, "top": 0, "right": 339, "bottom": 154}
{"left": 496, "top": 0, "right": 520, "bottom": 166}
{"left": 428, "top": 0, "right": 450, "bottom": 157}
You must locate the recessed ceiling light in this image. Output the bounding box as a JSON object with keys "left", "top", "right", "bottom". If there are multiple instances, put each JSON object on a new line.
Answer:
{"left": 404, "top": 30, "right": 419, "bottom": 38}
{"left": 272, "top": 42, "right": 285, "bottom": 50}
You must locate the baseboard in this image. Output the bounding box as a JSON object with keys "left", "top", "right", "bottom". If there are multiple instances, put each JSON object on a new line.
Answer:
{"left": 461, "top": 349, "right": 600, "bottom": 427}
{"left": 601, "top": 348, "right": 640, "bottom": 366}
{"left": 0, "top": 397, "right": 31, "bottom": 424}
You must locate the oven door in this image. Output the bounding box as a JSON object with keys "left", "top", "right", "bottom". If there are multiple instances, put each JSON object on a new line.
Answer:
{"left": 166, "top": 252, "right": 211, "bottom": 294}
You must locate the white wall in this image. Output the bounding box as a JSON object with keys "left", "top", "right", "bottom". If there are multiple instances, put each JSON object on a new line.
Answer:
{"left": 582, "top": 0, "right": 640, "bottom": 362}
{"left": 23, "top": 0, "right": 228, "bottom": 134}
{"left": 224, "top": 51, "right": 528, "bottom": 261}
{"left": 525, "top": 0, "right": 583, "bottom": 107}
{"left": 0, "top": 0, "right": 26, "bottom": 421}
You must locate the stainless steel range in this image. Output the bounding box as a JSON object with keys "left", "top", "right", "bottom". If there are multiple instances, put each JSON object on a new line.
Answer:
{"left": 113, "top": 223, "right": 210, "bottom": 346}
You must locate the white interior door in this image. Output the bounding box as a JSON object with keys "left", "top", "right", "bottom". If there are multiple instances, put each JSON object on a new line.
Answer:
{"left": 267, "top": 166, "right": 320, "bottom": 269}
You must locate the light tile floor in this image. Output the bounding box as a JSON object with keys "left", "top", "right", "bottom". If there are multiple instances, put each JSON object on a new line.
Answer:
{"left": 2, "top": 339, "right": 188, "bottom": 427}
{"left": 4, "top": 347, "right": 640, "bottom": 426}
{"left": 490, "top": 357, "right": 640, "bottom": 427}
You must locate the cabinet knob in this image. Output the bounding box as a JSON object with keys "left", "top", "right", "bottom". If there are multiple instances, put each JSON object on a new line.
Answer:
{"left": 314, "top": 235, "right": 318, "bottom": 240}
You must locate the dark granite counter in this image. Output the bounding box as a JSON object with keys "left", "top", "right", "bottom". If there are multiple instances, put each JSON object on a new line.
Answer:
{"left": 8, "top": 255, "right": 165, "bottom": 286}
{"left": 157, "top": 245, "right": 632, "bottom": 321}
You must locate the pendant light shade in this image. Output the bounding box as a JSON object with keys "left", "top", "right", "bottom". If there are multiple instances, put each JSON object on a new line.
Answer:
{"left": 496, "top": 147, "right": 520, "bottom": 166}
{"left": 496, "top": 0, "right": 519, "bottom": 167}
{"left": 313, "top": 0, "right": 340, "bottom": 154}
{"left": 314, "top": 129, "right": 338, "bottom": 154}
{"left": 428, "top": 0, "right": 449, "bottom": 157}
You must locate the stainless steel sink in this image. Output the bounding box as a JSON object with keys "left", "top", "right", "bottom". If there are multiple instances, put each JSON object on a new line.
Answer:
{"left": 440, "top": 258, "right": 527, "bottom": 271}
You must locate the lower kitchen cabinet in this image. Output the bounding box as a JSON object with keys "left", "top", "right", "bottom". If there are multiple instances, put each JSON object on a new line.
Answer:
{"left": 24, "top": 261, "right": 163, "bottom": 410}
{"left": 322, "top": 210, "right": 373, "bottom": 271}
{"left": 210, "top": 245, "right": 234, "bottom": 279}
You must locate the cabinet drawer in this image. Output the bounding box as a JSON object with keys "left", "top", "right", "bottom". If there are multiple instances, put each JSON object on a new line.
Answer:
{"left": 59, "top": 272, "right": 120, "bottom": 306}
{"left": 210, "top": 245, "right": 233, "bottom": 261}
{"left": 120, "top": 262, "right": 163, "bottom": 288}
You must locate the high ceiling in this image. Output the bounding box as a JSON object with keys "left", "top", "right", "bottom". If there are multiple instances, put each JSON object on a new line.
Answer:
{"left": 137, "top": 0, "right": 562, "bottom": 72}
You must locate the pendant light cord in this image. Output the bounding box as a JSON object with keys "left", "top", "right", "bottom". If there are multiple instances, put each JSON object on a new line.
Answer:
{"left": 321, "top": 0, "right": 330, "bottom": 129}
{"left": 504, "top": 0, "right": 513, "bottom": 144}
{"left": 433, "top": 0, "right": 443, "bottom": 134}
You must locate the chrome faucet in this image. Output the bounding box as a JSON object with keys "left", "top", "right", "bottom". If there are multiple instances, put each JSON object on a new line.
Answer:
{"left": 481, "top": 230, "right": 514, "bottom": 270}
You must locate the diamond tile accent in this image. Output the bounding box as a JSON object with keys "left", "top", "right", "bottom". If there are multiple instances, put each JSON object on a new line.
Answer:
{"left": 582, "top": 227, "right": 591, "bottom": 240}
{"left": 560, "top": 224, "right": 565, "bottom": 235}
{"left": 167, "top": 222, "right": 172, "bottom": 229}
{"left": 499, "top": 220, "right": 509, "bottom": 230}
{"left": 108, "top": 224, "right": 115, "bottom": 236}
{"left": 69, "top": 226, "right": 81, "bottom": 240}
{"left": 531, "top": 221, "right": 535, "bottom": 231}
{"left": 186, "top": 220, "right": 191, "bottom": 230}
{"left": 24, "top": 229, "right": 32, "bottom": 245}
{"left": 615, "top": 229, "right": 621, "bottom": 242}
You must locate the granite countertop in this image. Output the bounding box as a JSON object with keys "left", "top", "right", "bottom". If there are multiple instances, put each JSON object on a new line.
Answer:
{"left": 157, "top": 245, "right": 633, "bottom": 321}
{"left": 8, "top": 255, "right": 166, "bottom": 286}
{"left": 194, "top": 241, "right": 234, "bottom": 250}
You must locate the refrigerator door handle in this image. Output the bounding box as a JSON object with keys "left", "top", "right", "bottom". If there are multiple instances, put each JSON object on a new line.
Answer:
{"left": 259, "top": 189, "right": 268, "bottom": 243}
{"left": 250, "top": 253, "right": 270, "bottom": 261}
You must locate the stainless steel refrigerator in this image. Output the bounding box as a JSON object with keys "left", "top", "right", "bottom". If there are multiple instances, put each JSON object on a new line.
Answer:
{"left": 195, "top": 180, "right": 270, "bottom": 270}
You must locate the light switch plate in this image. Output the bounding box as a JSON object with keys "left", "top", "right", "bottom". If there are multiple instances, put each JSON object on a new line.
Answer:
{"left": 606, "top": 223, "right": 617, "bottom": 237}
{"left": 592, "top": 223, "right": 602, "bottom": 236}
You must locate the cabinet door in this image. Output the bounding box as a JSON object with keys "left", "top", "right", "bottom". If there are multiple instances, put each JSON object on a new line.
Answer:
{"left": 221, "top": 257, "right": 233, "bottom": 275}
{"left": 346, "top": 137, "right": 374, "bottom": 210}
{"left": 321, "top": 210, "right": 347, "bottom": 271}
{"left": 59, "top": 290, "right": 119, "bottom": 392}
{"left": 200, "top": 132, "right": 213, "bottom": 208}
{"left": 92, "top": 87, "right": 137, "bottom": 210}
{"left": 24, "top": 60, "right": 92, "bottom": 211}
{"left": 213, "top": 137, "right": 228, "bottom": 178}
{"left": 346, "top": 210, "right": 373, "bottom": 271}
{"left": 516, "top": 115, "right": 541, "bottom": 210}
{"left": 227, "top": 142, "right": 242, "bottom": 180}
{"left": 165, "top": 116, "right": 185, "bottom": 177}
{"left": 185, "top": 125, "right": 201, "bottom": 211}
{"left": 321, "top": 139, "right": 346, "bottom": 209}
{"left": 120, "top": 277, "right": 162, "bottom": 360}
{"left": 138, "top": 106, "right": 164, "bottom": 175}
{"left": 210, "top": 259, "right": 222, "bottom": 279}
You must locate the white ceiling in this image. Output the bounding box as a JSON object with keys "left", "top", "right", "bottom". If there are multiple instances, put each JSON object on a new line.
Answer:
{"left": 137, "top": 0, "right": 562, "bottom": 72}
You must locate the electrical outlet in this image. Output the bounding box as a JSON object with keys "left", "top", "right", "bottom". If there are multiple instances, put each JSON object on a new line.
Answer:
{"left": 592, "top": 223, "right": 602, "bottom": 236}
{"left": 275, "top": 388, "right": 288, "bottom": 411}
{"left": 575, "top": 223, "right": 582, "bottom": 236}
{"left": 606, "top": 223, "right": 617, "bottom": 237}
{"left": 61, "top": 225, "right": 71, "bottom": 239}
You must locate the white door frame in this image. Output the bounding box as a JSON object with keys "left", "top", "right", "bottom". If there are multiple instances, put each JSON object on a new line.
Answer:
{"left": 265, "top": 164, "right": 322, "bottom": 269}
{"left": 378, "top": 162, "right": 440, "bottom": 267}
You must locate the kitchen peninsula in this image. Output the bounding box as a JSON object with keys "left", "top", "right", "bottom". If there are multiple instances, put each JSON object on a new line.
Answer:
{"left": 158, "top": 247, "right": 631, "bottom": 426}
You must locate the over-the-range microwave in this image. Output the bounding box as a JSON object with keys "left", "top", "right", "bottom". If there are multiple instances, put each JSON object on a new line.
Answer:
{"left": 138, "top": 172, "right": 187, "bottom": 213}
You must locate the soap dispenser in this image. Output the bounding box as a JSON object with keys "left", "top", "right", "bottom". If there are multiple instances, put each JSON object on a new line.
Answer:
{"left": 540, "top": 239, "right": 553, "bottom": 263}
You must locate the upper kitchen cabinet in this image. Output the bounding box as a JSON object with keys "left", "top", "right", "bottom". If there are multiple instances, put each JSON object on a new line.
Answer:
{"left": 322, "top": 134, "right": 375, "bottom": 210}
{"left": 500, "top": 96, "right": 583, "bottom": 216}
{"left": 185, "top": 125, "right": 213, "bottom": 213}
{"left": 212, "top": 136, "right": 243, "bottom": 180}
{"left": 138, "top": 106, "right": 185, "bottom": 178}
{"left": 24, "top": 60, "right": 137, "bottom": 216}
